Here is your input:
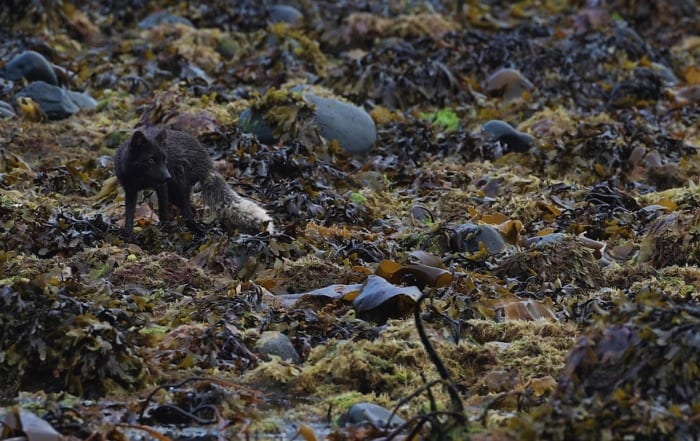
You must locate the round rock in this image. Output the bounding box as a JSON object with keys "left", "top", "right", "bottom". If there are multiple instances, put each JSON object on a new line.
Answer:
{"left": 306, "top": 93, "right": 376, "bottom": 154}
{"left": 238, "top": 108, "right": 276, "bottom": 145}
{"left": 339, "top": 402, "right": 406, "bottom": 428}
{"left": 482, "top": 120, "right": 534, "bottom": 153}
{"left": 137, "top": 11, "right": 194, "bottom": 29}
{"left": 449, "top": 223, "right": 506, "bottom": 254}
{"left": 268, "top": 5, "right": 303, "bottom": 25}
{"left": 255, "top": 331, "right": 301, "bottom": 364}
{"left": 66, "top": 89, "right": 98, "bottom": 110}
{"left": 0, "top": 50, "right": 59, "bottom": 86}
{"left": 16, "top": 81, "right": 79, "bottom": 120}
{"left": 0, "top": 100, "right": 15, "bottom": 118}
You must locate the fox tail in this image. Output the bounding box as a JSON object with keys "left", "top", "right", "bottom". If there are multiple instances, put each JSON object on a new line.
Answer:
{"left": 200, "top": 171, "right": 275, "bottom": 234}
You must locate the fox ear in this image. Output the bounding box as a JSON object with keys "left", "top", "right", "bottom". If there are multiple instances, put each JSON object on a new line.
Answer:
{"left": 155, "top": 129, "right": 167, "bottom": 145}
{"left": 130, "top": 131, "right": 148, "bottom": 148}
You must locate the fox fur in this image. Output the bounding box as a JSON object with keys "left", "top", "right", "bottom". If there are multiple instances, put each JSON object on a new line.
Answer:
{"left": 114, "top": 127, "right": 274, "bottom": 237}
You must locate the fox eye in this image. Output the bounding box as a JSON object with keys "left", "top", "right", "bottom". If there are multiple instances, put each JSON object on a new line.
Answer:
{"left": 148, "top": 156, "right": 156, "bottom": 164}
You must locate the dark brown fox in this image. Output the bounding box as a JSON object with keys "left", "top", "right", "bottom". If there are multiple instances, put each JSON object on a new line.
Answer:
{"left": 114, "top": 127, "right": 274, "bottom": 237}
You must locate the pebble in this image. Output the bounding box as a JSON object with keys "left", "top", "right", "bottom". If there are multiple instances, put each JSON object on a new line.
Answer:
{"left": 255, "top": 331, "right": 301, "bottom": 364}
{"left": 482, "top": 119, "right": 534, "bottom": 153}
{"left": 0, "top": 50, "right": 59, "bottom": 86}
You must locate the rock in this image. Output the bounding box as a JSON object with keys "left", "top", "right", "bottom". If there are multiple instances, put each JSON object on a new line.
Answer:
{"left": 15, "top": 81, "right": 96, "bottom": 120}
{"left": 0, "top": 100, "right": 15, "bottom": 118}
{"left": 66, "top": 89, "right": 98, "bottom": 110}
{"left": 255, "top": 331, "right": 301, "bottom": 364}
{"left": 239, "top": 91, "right": 377, "bottom": 154}
{"left": 482, "top": 120, "right": 534, "bottom": 153}
{"left": 525, "top": 233, "right": 568, "bottom": 248}
{"left": 449, "top": 223, "right": 506, "bottom": 254}
{"left": 268, "top": 5, "right": 303, "bottom": 25}
{"left": 216, "top": 36, "right": 238, "bottom": 59}
{"left": 486, "top": 68, "right": 534, "bottom": 101}
{"left": 16, "top": 81, "right": 79, "bottom": 120}
{"left": 238, "top": 108, "right": 276, "bottom": 144}
{"left": 0, "top": 50, "right": 59, "bottom": 86}
{"left": 305, "top": 93, "right": 376, "bottom": 154}
{"left": 137, "top": 11, "right": 194, "bottom": 29}
{"left": 339, "top": 402, "right": 405, "bottom": 428}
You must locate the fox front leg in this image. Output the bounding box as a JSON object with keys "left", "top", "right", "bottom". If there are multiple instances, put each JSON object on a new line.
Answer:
{"left": 122, "top": 186, "right": 138, "bottom": 238}
{"left": 156, "top": 183, "right": 170, "bottom": 225}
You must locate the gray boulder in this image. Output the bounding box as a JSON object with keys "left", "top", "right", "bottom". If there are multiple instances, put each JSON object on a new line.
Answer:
{"left": 0, "top": 100, "right": 15, "bottom": 118}
{"left": 17, "top": 81, "right": 97, "bottom": 120}
{"left": 0, "top": 51, "right": 59, "bottom": 86}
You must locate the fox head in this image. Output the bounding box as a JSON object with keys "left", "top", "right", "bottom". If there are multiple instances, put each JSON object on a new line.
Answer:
{"left": 126, "top": 130, "right": 171, "bottom": 183}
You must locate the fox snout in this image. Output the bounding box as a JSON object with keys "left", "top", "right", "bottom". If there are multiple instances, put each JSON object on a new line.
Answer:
{"left": 147, "top": 163, "right": 171, "bottom": 182}
{"left": 161, "top": 166, "right": 172, "bottom": 181}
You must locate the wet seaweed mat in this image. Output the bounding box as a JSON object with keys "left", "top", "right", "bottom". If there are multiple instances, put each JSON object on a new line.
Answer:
{"left": 0, "top": 0, "right": 699, "bottom": 440}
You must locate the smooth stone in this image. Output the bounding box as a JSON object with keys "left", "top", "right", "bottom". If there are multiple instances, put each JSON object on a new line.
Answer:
{"left": 238, "top": 108, "right": 275, "bottom": 144}
{"left": 16, "top": 81, "right": 79, "bottom": 120}
{"left": 239, "top": 92, "right": 377, "bottom": 154}
{"left": 486, "top": 68, "right": 534, "bottom": 101}
{"left": 0, "top": 50, "right": 59, "bottom": 86}
{"left": 449, "top": 223, "right": 506, "bottom": 254}
{"left": 482, "top": 120, "right": 534, "bottom": 153}
{"left": 137, "top": 11, "right": 194, "bottom": 29}
{"left": 0, "top": 100, "right": 15, "bottom": 118}
{"left": 268, "top": 5, "right": 303, "bottom": 24}
{"left": 255, "top": 331, "right": 301, "bottom": 364}
{"left": 524, "top": 233, "right": 568, "bottom": 248}
{"left": 306, "top": 93, "right": 376, "bottom": 154}
{"left": 339, "top": 402, "right": 405, "bottom": 428}
{"left": 66, "top": 89, "right": 98, "bottom": 109}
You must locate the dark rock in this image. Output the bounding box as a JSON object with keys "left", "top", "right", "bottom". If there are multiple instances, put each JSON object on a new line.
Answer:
{"left": 305, "top": 93, "right": 376, "bottom": 154}
{"left": 339, "top": 402, "right": 405, "bottom": 428}
{"left": 482, "top": 120, "right": 534, "bottom": 153}
{"left": 268, "top": 5, "right": 303, "bottom": 25}
{"left": 0, "top": 51, "right": 59, "bottom": 86}
{"left": 137, "top": 11, "right": 194, "bottom": 29}
{"left": 16, "top": 81, "right": 79, "bottom": 120}
{"left": 238, "top": 108, "right": 275, "bottom": 144}
{"left": 0, "top": 100, "right": 15, "bottom": 118}
{"left": 255, "top": 331, "right": 301, "bottom": 364}
{"left": 449, "top": 223, "right": 506, "bottom": 254}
